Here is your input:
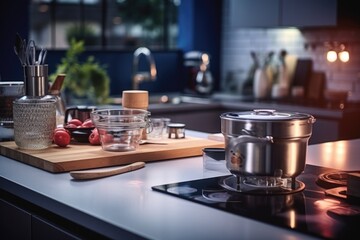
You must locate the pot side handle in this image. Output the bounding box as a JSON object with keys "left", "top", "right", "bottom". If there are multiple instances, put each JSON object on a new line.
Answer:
{"left": 228, "top": 134, "right": 273, "bottom": 152}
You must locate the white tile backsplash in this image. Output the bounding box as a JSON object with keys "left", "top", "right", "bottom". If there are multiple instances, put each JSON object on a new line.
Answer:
{"left": 221, "top": 0, "right": 360, "bottom": 101}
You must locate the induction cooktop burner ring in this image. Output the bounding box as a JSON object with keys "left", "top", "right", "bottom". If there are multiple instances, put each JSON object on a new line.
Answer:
{"left": 219, "top": 175, "right": 305, "bottom": 195}
{"left": 317, "top": 171, "right": 360, "bottom": 189}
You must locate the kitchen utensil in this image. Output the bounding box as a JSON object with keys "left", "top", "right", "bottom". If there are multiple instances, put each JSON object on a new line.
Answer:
{"left": 49, "top": 75, "right": 64, "bottom": 93}
{"left": 70, "top": 162, "right": 145, "bottom": 180}
{"left": 14, "top": 33, "right": 26, "bottom": 65}
{"left": 37, "top": 48, "right": 47, "bottom": 65}
{"left": 91, "top": 108, "right": 151, "bottom": 152}
{"left": 26, "top": 40, "right": 36, "bottom": 66}
{"left": 221, "top": 109, "right": 315, "bottom": 178}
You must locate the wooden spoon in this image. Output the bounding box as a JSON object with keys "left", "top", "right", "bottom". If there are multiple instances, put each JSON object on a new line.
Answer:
{"left": 49, "top": 74, "right": 66, "bottom": 95}
{"left": 70, "top": 162, "right": 145, "bottom": 180}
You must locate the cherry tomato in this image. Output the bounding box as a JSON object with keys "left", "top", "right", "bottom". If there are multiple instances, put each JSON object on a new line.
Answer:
{"left": 68, "top": 118, "right": 82, "bottom": 126}
{"left": 54, "top": 127, "right": 67, "bottom": 133}
{"left": 89, "top": 128, "right": 101, "bottom": 145}
{"left": 54, "top": 130, "right": 71, "bottom": 147}
{"left": 66, "top": 123, "right": 78, "bottom": 129}
{"left": 81, "top": 119, "right": 95, "bottom": 128}
{"left": 83, "top": 118, "right": 92, "bottom": 124}
{"left": 101, "top": 133, "right": 114, "bottom": 144}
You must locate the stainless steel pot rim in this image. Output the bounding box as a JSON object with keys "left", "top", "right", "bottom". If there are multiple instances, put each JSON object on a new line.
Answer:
{"left": 221, "top": 109, "right": 314, "bottom": 121}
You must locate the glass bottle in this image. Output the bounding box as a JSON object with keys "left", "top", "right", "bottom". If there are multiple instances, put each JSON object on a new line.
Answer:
{"left": 13, "top": 65, "right": 56, "bottom": 149}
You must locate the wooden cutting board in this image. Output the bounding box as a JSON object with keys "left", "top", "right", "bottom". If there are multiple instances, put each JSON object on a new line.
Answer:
{"left": 0, "top": 137, "right": 224, "bottom": 173}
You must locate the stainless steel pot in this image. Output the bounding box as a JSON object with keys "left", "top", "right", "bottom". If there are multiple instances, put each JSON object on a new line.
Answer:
{"left": 220, "top": 109, "right": 316, "bottom": 178}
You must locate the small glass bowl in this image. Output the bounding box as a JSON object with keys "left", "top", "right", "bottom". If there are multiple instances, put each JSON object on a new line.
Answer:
{"left": 91, "top": 108, "right": 150, "bottom": 152}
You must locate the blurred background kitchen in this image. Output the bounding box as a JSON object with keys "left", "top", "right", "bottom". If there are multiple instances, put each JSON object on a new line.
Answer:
{"left": 0, "top": 0, "right": 221, "bottom": 102}
{"left": 1, "top": 0, "right": 360, "bottom": 143}
{"left": 1, "top": 0, "right": 360, "bottom": 100}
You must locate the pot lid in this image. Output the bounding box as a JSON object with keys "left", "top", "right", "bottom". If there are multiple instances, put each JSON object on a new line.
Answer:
{"left": 221, "top": 109, "right": 316, "bottom": 138}
{"left": 222, "top": 109, "right": 313, "bottom": 121}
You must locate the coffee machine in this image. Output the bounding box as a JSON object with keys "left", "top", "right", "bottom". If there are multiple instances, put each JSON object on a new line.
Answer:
{"left": 184, "top": 51, "right": 213, "bottom": 95}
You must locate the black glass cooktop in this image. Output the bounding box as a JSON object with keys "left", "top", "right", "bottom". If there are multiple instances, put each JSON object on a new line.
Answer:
{"left": 152, "top": 165, "right": 360, "bottom": 239}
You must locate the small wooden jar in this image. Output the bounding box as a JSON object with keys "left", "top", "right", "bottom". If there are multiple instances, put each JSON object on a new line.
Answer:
{"left": 122, "top": 90, "right": 149, "bottom": 110}
{"left": 122, "top": 90, "right": 149, "bottom": 140}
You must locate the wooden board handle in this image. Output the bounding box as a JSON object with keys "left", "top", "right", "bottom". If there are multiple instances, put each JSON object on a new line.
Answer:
{"left": 70, "top": 162, "right": 145, "bottom": 180}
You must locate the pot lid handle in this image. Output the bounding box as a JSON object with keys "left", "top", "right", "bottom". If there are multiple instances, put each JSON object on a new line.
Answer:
{"left": 253, "top": 109, "right": 276, "bottom": 115}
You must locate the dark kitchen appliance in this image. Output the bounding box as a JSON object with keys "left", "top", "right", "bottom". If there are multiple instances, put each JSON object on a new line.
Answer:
{"left": 152, "top": 164, "right": 360, "bottom": 239}
{"left": 292, "top": 59, "right": 313, "bottom": 96}
{"left": 183, "top": 51, "right": 213, "bottom": 95}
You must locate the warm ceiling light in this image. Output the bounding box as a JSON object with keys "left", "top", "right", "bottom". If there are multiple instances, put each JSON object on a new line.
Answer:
{"left": 339, "top": 50, "right": 350, "bottom": 62}
{"left": 327, "top": 50, "right": 337, "bottom": 62}
{"left": 338, "top": 43, "right": 349, "bottom": 63}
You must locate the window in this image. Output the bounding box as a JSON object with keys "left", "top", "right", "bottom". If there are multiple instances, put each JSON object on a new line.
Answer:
{"left": 29, "top": 0, "right": 179, "bottom": 49}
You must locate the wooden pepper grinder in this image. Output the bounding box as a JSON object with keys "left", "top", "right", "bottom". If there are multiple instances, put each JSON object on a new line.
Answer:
{"left": 122, "top": 90, "right": 149, "bottom": 140}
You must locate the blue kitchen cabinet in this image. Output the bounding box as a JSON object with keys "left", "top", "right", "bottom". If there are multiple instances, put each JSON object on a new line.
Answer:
{"left": 0, "top": 192, "right": 95, "bottom": 240}
{"left": 32, "top": 215, "right": 80, "bottom": 240}
{"left": 1, "top": 198, "right": 31, "bottom": 239}
{"left": 230, "top": 0, "right": 337, "bottom": 28}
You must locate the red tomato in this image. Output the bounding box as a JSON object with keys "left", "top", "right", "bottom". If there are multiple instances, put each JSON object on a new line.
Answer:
{"left": 101, "top": 133, "right": 114, "bottom": 144}
{"left": 54, "top": 127, "right": 70, "bottom": 135}
{"left": 54, "top": 130, "right": 71, "bottom": 147}
{"left": 68, "top": 118, "right": 82, "bottom": 126}
{"left": 81, "top": 119, "right": 95, "bottom": 128}
{"left": 83, "top": 118, "right": 92, "bottom": 124}
{"left": 98, "top": 129, "right": 107, "bottom": 135}
{"left": 54, "top": 127, "right": 67, "bottom": 133}
{"left": 65, "top": 123, "right": 78, "bottom": 129}
{"left": 89, "top": 128, "right": 101, "bottom": 145}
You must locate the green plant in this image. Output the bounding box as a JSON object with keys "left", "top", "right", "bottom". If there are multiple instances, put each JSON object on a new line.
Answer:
{"left": 50, "top": 39, "right": 110, "bottom": 104}
{"left": 66, "top": 24, "right": 98, "bottom": 46}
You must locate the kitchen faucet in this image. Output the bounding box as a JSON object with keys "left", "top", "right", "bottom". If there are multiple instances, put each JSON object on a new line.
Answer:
{"left": 132, "top": 47, "right": 157, "bottom": 90}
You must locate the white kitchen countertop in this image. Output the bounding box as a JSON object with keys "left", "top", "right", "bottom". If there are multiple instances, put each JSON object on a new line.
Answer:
{"left": 2, "top": 131, "right": 359, "bottom": 239}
